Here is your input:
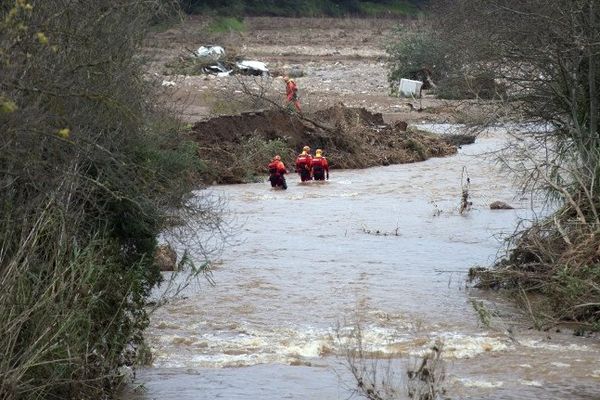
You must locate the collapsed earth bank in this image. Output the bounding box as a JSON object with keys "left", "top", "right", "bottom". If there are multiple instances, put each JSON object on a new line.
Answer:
{"left": 188, "top": 103, "right": 472, "bottom": 184}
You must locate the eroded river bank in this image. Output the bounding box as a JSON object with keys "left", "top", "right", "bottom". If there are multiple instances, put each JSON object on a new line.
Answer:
{"left": 125, "top": 125, "right": 600, "bottom": 400}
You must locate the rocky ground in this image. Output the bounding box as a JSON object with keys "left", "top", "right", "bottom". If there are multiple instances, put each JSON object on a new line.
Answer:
{"left": 146, "top": 16, "right": 487, "bottom": 124}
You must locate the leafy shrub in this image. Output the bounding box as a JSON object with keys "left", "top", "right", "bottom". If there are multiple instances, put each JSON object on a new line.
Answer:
{"left": 0, "top": 1, "right": 220, "bottom": 398}
{"left": 386, "top": 24, "right": 451, "bottom": 94}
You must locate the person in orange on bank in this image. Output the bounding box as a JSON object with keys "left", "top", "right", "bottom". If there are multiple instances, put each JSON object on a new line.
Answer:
{"left": 295, "top": 145, "right": 312, "bottom": 182}
{"left": 267, "top": 155, "right": 288, "bottom": 190}
{"left": 311, "top": 149, "right": 329, "bottom": 181}
{"left": 283, "top": 76, "right": 301, "bottom": 113}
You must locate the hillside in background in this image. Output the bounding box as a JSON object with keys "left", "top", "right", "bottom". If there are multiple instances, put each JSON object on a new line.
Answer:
{"left": 180, "top": 0, "right": 427, "bottom": 17}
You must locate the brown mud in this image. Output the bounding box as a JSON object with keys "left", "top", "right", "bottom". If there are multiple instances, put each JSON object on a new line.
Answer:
{"left": 188, "top": 103, "right": 467, "bottom": 183}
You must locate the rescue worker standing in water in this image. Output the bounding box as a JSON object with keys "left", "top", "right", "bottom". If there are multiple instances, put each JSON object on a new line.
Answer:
{"left": 311, "top": 149, "right": 329, "bottom": 181}
{"left": 268, "top": 155, "right": 288, "bottom": 189}
{"left": 283, "top": 76, "right": 301, "bottom": 113}
{"left": 295, "top": 145, "right": 312, "bottom": 182}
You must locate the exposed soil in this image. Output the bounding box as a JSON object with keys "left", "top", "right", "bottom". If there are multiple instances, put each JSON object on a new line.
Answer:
{"left": 189, "top": 103, "right": 460, "bottom": 183}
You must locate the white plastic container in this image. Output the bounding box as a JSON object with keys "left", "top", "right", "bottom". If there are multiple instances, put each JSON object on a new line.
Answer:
{"left": 398, "top": 78, "right": 423, "bottom": 98}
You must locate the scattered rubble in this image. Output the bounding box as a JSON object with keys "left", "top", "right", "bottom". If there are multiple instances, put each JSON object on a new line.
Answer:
{"left": 165, "top": 45, "right": 270, "bottom": 77}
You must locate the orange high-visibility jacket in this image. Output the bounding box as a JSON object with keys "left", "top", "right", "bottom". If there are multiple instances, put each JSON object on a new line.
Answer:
{"left": 268, "top": 160, "right": 287, "bottom": 174}
{"left": 286, "top": 80, "right": 298, "bottom": 101}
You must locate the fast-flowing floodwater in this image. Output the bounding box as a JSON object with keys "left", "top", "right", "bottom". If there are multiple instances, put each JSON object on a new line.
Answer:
{"left": 126, "top": 126, "right": 600, "bottom": 400}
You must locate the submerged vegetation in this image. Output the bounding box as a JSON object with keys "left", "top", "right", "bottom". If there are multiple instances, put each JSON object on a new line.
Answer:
{"left": 0, "top": 1, "right": 221, "bottom": 398}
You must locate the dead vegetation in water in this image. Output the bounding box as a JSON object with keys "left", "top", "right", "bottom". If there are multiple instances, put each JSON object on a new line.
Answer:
{"left": 361, "top": 224, "right": 401, "bottom": 237}
{"left": 468, "top": 140, "right": 600, "bottom": 331}
{"left": 188, "top": 103, "right": 458, "bottom": 183}
{"left": 406, "top": 341, "right": 446, "bottom": 400}
{"left": 459, "top": 167, "right": 472, "bottom": 214}
{"left": 470, "top": 203, "right": 600, "bottom": 331}
{"left": 337, "top": 322, "right": 447, "bottom": 400}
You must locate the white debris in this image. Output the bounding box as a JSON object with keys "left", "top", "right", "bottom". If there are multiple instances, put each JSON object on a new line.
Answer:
{"left": 203, "top": 63, "right": 229, "bottom": 75}
{"left": 196, "top": 45, "right": 225, "bottom": 59}
{"left": 398, "top": 78, "right": 423, "bottom": 98}
{"left": 236, "top": 60, "right": 269, "bottom": 76}
{"left": 161, "top": 80, "right": 176, "bottom": 87}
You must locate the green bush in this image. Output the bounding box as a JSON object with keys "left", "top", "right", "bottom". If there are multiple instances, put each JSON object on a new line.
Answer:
{"left": 386, "top": 24, "right": 450, "bottom": 94}
{"left": 387, "top": 24, "right": 505, "bottom": 100}
{"left": 0, "top": 1, "right": 219, "bottom": 398}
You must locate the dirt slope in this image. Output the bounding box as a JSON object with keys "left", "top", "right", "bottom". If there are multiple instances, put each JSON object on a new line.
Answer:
{"left": 188, "top": 104, "right": 460, "bottom": 183}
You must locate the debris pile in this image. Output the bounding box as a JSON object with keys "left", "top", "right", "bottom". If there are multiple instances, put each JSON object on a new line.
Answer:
{"left": 187, "top": 103, "right": 460, "bottom": 183}
{"left": 165, "top": 45, "right": 269, "bottom": 77}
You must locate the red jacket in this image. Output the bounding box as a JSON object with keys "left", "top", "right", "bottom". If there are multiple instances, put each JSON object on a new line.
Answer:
{"left": 311, "top": 156, "right": 329, "bottom": 172}
{"left": 295, "top": 152, "right": 312, "bottom": 171}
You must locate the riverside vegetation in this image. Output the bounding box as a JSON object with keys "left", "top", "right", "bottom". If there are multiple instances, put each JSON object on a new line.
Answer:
{"left": 388, "top": 0, "right": 600, "bottom": 330}
{"left": 0, "top": 1, "right": 223, "bottom": 399}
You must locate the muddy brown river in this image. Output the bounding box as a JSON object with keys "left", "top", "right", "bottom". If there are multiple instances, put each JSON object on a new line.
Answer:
{"left": 127, "top": 126, "right": 600, "bottom": 399}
